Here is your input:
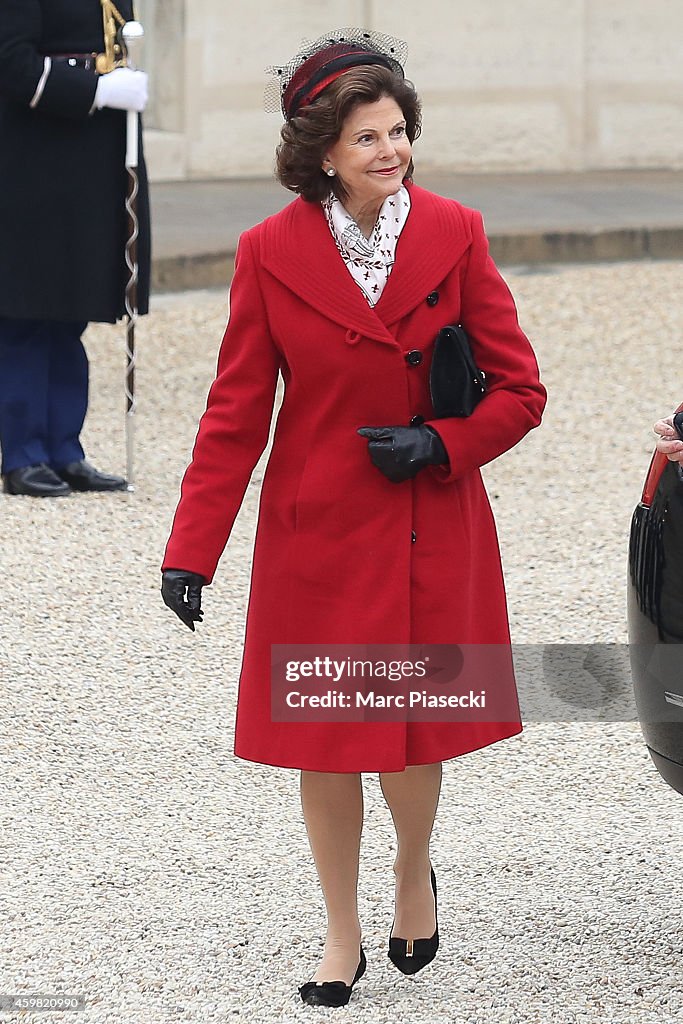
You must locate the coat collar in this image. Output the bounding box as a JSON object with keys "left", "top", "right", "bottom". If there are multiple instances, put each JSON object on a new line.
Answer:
{"left": 258, "top": 183, "right": 472, "bottom": 345}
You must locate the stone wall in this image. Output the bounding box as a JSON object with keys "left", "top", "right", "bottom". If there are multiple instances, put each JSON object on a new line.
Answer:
{"left": 136, "top": 0, "right": 683, "bottom": 181}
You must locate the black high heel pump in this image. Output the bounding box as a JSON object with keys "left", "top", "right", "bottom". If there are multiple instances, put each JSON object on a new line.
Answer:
{"left": 388, "top": 866, "right": 439, "bottom": 975}
{"left": 299, "top": 946, "right": 367, "bottom": 1007}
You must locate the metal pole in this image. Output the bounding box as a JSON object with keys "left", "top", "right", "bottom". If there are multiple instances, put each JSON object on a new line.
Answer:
{"left": 121, "top": 20, "right": 144, "bottom": 491}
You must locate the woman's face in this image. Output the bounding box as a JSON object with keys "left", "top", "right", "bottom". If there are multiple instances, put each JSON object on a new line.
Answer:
{"left": 323, "top": 95, "right": 412, "bottom": 212}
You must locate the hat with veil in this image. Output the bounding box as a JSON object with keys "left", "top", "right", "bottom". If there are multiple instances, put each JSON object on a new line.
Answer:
{"left": 266, "top": 29, "right": 408, "bottom": 120}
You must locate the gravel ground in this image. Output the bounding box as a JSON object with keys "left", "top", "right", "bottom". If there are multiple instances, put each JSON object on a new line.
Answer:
{"left": 1, "top": 260, "right": 682, "bottom": 1024}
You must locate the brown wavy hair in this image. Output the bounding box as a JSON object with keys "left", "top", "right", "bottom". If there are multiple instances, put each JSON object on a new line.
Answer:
{"left": 275, "top": 65, "right": 422, "bottom": 204}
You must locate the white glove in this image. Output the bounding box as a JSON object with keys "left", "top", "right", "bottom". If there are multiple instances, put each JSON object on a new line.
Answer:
{"left": 94, "top": 67, "right": 148, "bottom": 112}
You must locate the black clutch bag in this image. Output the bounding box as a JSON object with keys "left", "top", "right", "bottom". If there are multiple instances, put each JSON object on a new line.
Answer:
{"left": 429, "top": 323, "right": 486, "bottom": 418}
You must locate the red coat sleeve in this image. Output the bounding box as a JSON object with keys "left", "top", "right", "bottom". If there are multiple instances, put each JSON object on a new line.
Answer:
{"left": 424, "top": 208, "right": 546, "bottom": 482}
{"left": 162, "top": 231, "right": 281, "bottom": 583}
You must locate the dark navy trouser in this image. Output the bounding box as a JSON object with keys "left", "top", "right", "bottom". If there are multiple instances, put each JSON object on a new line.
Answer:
{"left": 0, "top": 318, "right": 88, "bottom": 474}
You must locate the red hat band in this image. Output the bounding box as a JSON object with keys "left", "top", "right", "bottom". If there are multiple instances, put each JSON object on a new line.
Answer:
{"left": 283, "top": 44, "right": 402, "bottom": 119}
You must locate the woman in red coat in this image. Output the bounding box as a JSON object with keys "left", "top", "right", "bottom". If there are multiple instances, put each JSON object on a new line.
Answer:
{"left": 162, "top": 30, "right": 546, "bottom": 1008}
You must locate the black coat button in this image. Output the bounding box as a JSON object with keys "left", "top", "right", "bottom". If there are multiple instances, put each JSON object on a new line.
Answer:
{"left": 411, "top": 530, "right": 417, "bottom": 543}
{"left": 410, "top": 414, "right": 425, "bottom": 426}
{"left": 426, "top": 291, "right": 439, "bottom": 306}
{"left": 405, "top": 350, "right": 423, "bottom": 366}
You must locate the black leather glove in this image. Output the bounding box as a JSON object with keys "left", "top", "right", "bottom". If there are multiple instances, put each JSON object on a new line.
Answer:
{"left": 161, "top": 569, "right": 206, "bottom": 631}
{"left": 357, "top": 424, "right": 448, "bottom": 483}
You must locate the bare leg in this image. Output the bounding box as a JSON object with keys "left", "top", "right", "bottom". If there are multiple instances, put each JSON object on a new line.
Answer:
{"left": 300, "top": 770, "right": 364, "bottom": 984}
{"left": 379, "top": 762, "right": 442, "bottom": 938}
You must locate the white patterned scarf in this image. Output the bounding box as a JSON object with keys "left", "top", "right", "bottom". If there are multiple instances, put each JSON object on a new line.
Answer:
{"left": 322, "top": 185, "right": 411, "bottom": 307}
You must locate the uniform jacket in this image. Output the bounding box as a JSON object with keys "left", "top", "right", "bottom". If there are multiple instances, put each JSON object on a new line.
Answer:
{"left": 0, "top": 0, "right": 150, "bottom": 322}
{"left": 163, "top": 183, "right": 547, "bottom": 773}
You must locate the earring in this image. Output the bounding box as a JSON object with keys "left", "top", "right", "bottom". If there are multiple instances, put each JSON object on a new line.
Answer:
{"left": 326, "top": 167, "right": 336, "bottom": 177}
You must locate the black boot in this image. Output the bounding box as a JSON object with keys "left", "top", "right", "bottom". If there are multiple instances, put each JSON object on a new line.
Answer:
{"left": 3, "top": 463, "right": 71, "bottom": 497}
{"left": 55, "top": 460, "right": 127, "bottom": 492}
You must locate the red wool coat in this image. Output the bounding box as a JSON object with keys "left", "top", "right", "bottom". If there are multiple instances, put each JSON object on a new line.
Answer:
{"left": 162, "top": 183, "right": 546, "bottom": 772}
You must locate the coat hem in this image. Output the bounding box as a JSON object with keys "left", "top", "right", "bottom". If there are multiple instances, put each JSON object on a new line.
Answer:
{"left": 233, "top": 722, "right": 523, "bottom": 773}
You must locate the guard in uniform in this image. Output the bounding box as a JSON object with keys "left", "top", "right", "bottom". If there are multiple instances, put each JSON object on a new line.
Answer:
{"left": 0, "top": 0, "right": 151, "bottom": 496}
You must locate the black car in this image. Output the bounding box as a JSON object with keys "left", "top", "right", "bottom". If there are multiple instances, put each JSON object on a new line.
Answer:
{"left": 628, "top": 408, "right": 683, "bottom": 794}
